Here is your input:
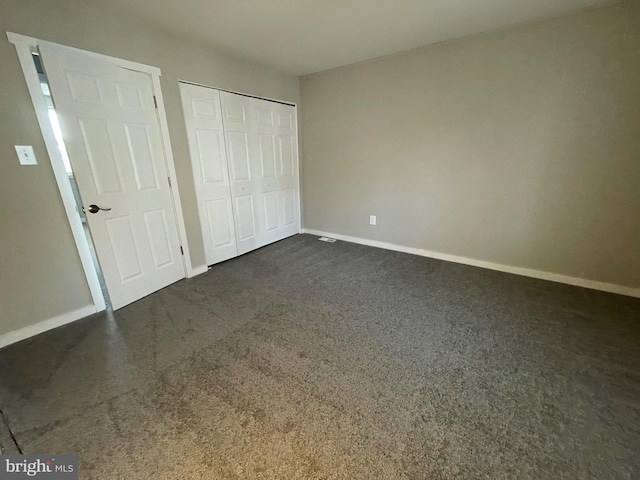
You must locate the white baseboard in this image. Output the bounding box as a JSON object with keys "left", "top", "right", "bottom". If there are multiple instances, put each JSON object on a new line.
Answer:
{"left": 0, "top": 305, "right": 97, "bottom": 350}
{"left": 302, "top": 229, "right": 640, "bottom": 299}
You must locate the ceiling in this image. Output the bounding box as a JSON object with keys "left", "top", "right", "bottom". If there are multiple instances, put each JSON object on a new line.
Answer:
{"left": 101, "top": 0, "right": 616, "bottom": 76}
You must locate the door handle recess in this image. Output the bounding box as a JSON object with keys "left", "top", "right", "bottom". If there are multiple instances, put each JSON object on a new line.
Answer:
{"left": 87, "top": 204, "right": 112, "bottom": 214}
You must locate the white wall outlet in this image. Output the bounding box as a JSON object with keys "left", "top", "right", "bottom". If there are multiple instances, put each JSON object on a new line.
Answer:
{"left": 369, "top": 215, "right": 377, "bottom": 226}
{"left": 15, "top": 145, "right": 37, "bottom": 165}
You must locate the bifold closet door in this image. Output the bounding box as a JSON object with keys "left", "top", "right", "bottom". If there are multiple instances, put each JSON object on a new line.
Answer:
{"left": 219, "top": 91, "right": 268, "bottom": 255}
{"left": 253, "top": 99, "right": 300, "bottom": 243}
{"left": 180, "top": 83, "right": 238, "bottom": 265}
{"left": 182, "top": 83, "right": 301, "bottom": 265}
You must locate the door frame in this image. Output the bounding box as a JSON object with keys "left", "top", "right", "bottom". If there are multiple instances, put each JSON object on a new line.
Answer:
{"left": 8, "top": 32, "right": 204, "bottom": 314}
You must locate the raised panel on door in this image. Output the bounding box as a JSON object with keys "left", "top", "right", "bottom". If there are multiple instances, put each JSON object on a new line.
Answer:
{"left": 278, "top": 134, "right": 295, "bottom": 178}
{"left": 67, "top": 72, "right": 102, "bottom": 103}
{"left": 195, "top": 129, "right": 225, "bottom": 184}
{"left": 279, "top": 188, "right": 296, "bottom": 227}
{"left": 105, "top": 215, "right": 143, "bottom": 283}
{"left": 78, "top": 118, "right": 123, "bottom": 195}
{"left": 180, "top": 82, "right": 237, "bottom": 265}
{"left": 204, "top": 199, "right": 235, "bottom": 248}
{"left": 42, "top": 43, "right": 185, "bottom": 309}
{"left": 256, "top": 105, "right": 274, "bottom": 127}
{"left": 115, "top": 81, "right": 144, "bottom": 110}
{"left": 227, "top": 132, "right": 251, "bottom": 182}
{"left": 124, "top": 123, "right": 160, "bottom": 191}
{"left": 276, "top": 109, "right": 294, "bottom": 130}
{"left": 259, "top": 134, "right": 277, "bottom": 179}
{"left": 192, "top": 97, "right": 218, "bottom": 118}
{"left": 223, "top": 102, "right": 247, "bottom": 124}
{"left": 234, "top": 194, "right": 256, "bottom": 241}
{"left": 142, "top": 209, "right": 175, "bottom": 269}
{"left": 263, "top": 191, "right": 279, "bottom": 232}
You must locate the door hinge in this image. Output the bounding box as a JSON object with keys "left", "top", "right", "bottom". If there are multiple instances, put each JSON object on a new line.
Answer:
{"left": 153, "top": 95, "right": 158, "bottom": 109}
{"left": 180, "top": 246, "right": 184, "bottom": 255}
{"left": 168, "top": 176, "right": 172, "bottom": 187}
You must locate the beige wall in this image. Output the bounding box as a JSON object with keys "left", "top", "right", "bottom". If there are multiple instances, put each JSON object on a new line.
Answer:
{"left": 301, "top": 4, "right": 640, "bottom": 290}
{"left": 0, "top": 0, "right": 299, "bottom": 336}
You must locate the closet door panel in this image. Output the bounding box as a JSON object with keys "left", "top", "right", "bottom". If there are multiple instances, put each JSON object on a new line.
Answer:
{"left": 263, "top": 191, "right": 279, "bottom": 232}
{"left": 280, "top": 188, "right": 296, "bottom": 227}
{"left": 220, "top": 91, "right": 265, "bottom": 255}
{"left": 184, "top": 85, "right": 300, "bottom": 263}
{"left": 227, "top": 132, "right": 251, "bottom": 182}
{"left": 259, "top": 134, "right": 277, "bottom": 179}
{"left": 205, "top": 198, "right": 235, "bottom": 248}
{"left": 279, "top": 134, "right": 295, "bottom": 178}
{"left": 234, "top": 195, "right": 256, "bottom": 240}
{"left": 196, "top": 129, "right": 226, "bottom": 183}
{"left": 180, "top": 83, "right": 237, "bottom": 265}
{"left": 254, "top": 98, "right": 300, "bottom": 243}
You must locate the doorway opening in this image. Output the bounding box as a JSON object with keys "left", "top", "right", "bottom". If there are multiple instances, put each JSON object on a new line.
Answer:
{"left": 31, "top": 52, "right": 112, "bottom": 311}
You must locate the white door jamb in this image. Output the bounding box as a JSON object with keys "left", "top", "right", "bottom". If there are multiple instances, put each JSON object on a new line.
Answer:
{"left": 8, "top": 32, "right": 106, "bottom": 312}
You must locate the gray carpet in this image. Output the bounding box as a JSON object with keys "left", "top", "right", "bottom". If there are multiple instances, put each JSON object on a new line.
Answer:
{"left": 0, "top": 234, "right": 639, "bottom": 479}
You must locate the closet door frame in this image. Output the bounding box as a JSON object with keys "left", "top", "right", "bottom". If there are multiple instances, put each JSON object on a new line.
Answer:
{"left": 179, "top": 80, "right": 302, "bottom": 266}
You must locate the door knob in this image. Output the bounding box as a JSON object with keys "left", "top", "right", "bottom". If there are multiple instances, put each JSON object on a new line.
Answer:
{"left": 87, "top": 204, "right": 112, "bottom": 214}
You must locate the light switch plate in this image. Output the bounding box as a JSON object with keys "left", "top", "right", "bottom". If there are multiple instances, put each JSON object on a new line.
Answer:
{"left": 15, "top": 145, "right": 37, "bottom": 165}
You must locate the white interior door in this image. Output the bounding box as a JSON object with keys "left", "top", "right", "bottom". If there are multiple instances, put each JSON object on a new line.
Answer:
{"left": 180, "top": 83, "right": 237, "bottom": 265}
{"left": 253, "top": 98, "right": 300, "bottom": 243}
{"left": 219, "top": 91, "right": 267, "bottom": 255}
{"left": 40, "top": 43, "right": 185, "bottom": 310}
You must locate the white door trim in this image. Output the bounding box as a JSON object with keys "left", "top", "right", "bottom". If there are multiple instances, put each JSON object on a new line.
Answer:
{"left": 8, "top": 32, "right": 204, "bottom": 314}
{"left": 8, "top": 32, "right": 162, "bottom": 76}
{"left": 8, "top": 32, "right": 105, "bottom": 312}
{"left": 149, "top": 76, "right": 205, "bottom": 278}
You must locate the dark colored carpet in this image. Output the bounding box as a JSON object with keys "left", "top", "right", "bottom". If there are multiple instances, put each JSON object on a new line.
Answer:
{"left": 0, "top": 234, "right": 639, "bottom": 479}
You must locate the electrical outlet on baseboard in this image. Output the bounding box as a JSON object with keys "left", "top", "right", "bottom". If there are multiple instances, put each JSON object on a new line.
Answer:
{"left": 369, "top": 215, "right": 377, "bottom": 226}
